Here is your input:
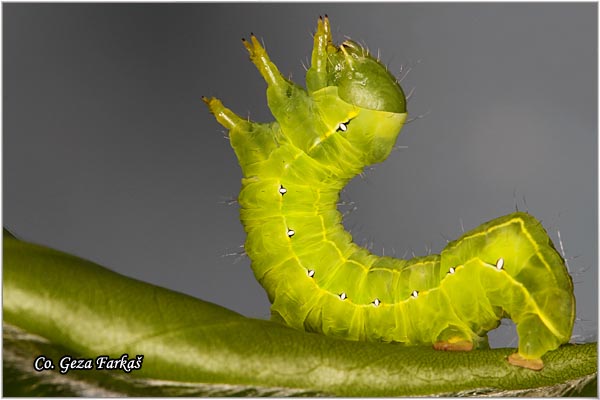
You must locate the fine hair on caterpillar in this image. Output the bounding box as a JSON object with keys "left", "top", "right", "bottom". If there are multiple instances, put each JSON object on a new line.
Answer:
{"left": 203, "top": 16, "right": 575, "bottom": 371}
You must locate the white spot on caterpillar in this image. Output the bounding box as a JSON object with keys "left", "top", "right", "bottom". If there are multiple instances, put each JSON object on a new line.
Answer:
{"left": 496, "top": 258, "right": 504, "bottom": 270}
{"left": 339, "top": 292, "right": 347, "bottom": 300}
{"left": 372, "top": 298, "right": 381, "bottom": 307}
{"left": 338, "top": 122, "right": 347, "bottom": 132}
{"left": 307, "top": 269, "right": 315, "bottom": 278}
{"left": 279, "top": 185, "right": 287, "bottom": 195}
{"left": 448, "top": 267, "right": 456, "bottom": 274}
{"left": 287, "top": 229, "right": 295, "bottom": 237}
{"left": 411, "top": 290, "right": 419, "bottom": 298}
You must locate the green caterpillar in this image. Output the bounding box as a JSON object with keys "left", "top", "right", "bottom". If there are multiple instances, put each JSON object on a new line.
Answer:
{"left": 203, "top": 16, "right": 575, "bottom": 370}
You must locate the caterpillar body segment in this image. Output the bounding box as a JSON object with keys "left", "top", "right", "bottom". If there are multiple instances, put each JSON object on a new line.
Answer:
{"left": 204, "top": 17, "right": 575, "bottom": 371}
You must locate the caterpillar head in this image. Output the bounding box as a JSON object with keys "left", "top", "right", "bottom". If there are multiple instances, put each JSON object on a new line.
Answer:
{"left": 320, "top": 39, "right": 406, "bottom": 115}
{"left": 205, "top": 17, "right": 407, "bottom": 175}
{"left": 302, "top": 16, "right": 408, "bottom": 168}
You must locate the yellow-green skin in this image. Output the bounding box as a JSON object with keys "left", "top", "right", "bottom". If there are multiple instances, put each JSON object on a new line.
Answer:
{"left": 204, "top": 17, "right": 574, "bottom": 370}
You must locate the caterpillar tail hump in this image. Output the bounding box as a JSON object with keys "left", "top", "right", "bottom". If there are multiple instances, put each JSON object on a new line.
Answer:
{"left": 203, "top": 16, "right": 575, "bottom": 371}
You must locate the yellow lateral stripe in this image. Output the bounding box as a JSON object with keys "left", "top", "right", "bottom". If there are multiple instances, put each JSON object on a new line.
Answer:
{"left": 445, "top": 216, "right": 554, "bottom": 277}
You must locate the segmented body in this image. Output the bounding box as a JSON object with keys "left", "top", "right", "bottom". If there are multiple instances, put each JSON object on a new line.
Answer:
{"left": 204, "top": 17, "right": 574, "bottom": 370}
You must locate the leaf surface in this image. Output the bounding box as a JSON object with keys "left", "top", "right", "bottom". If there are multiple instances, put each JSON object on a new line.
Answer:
{"left": 3, "top": 230, "right": 597, "bottom": 396}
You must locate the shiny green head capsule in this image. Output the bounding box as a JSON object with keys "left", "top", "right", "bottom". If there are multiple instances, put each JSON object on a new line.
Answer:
{"left": 323, "top": 39, "right": 406, "bottom": 114}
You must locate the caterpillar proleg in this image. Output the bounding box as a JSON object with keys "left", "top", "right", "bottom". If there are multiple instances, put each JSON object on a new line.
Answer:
{"left": 203, "top": 16, "right": 575, "bottom": 371}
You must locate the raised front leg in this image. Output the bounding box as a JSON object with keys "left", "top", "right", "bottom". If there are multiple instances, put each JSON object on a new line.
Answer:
{"left": 306, "top": 15, "right": 333, "bottom": 92}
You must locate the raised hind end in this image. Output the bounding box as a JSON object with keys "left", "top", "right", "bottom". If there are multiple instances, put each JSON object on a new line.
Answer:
{"left": 439, "top": 212, "right": 575, "bottom": 371}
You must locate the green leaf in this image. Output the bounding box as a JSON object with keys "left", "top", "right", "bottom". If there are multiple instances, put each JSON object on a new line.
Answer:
{"left": 3, "top": 230, "right": 597, "bottom": 396}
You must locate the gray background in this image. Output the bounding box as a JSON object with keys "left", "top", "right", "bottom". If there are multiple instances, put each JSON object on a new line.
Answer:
{"left": 4, "top": 3, "right": 597, "bottom": 346}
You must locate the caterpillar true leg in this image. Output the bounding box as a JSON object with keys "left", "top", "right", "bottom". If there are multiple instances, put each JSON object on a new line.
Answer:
{"left": 307, "top": 15, "right": 333, "bottom": 92}
{"left": 242, "top": 35, "right": 288, "bottom": 92}
{"left": 203, "top": 97, "right": 282, "bottom": 169}
{"left": 204, "top": 17, "right": 575, "bottom": 371}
